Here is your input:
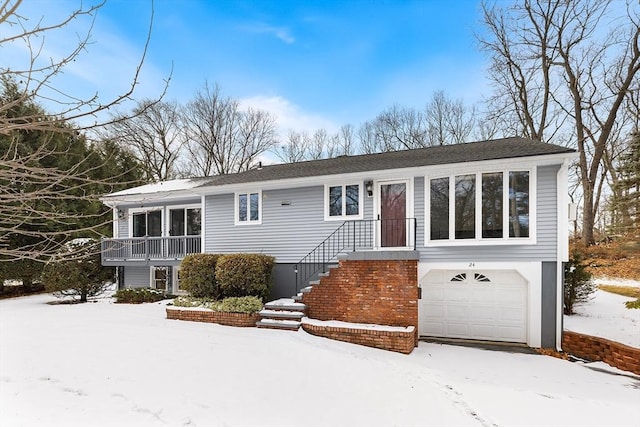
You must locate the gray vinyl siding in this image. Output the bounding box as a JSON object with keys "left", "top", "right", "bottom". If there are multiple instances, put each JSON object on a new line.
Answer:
{"left": 123, "top": 265, "right": 150, "bottom": 288}
{"left": 116, "top": 198, "right": 201, "bottom": 237}
{"left": 203, "top": 165, "right": 560, "bottom": 263}
{"left": 415, "top": 165, "right": 559, "bottom": 263}
{"left": 205, "top": 186, "right": 374, "bottom": 263}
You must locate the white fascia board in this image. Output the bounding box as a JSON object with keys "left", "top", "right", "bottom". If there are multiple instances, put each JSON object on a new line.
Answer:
{"left": 193, "top": 152, "right": 577, "bottom": 196}
{"left": 99, "top": 190, "right": 202, "bottom": 206}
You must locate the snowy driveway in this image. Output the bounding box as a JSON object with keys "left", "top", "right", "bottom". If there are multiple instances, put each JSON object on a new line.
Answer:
{"left": 1, "top": 294, "right": 638, "bottom": 427}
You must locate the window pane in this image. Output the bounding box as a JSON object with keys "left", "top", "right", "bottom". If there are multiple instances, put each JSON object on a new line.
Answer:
{"left": 187, "top": 208, "right": 201, "bottom": 235}
{"left": 345, "top": 185, "right": 359, "bottom": 216}
{"left": 509, "top": 171, "right": 530, "bottom": 237}
{"left": 147, "top": 211, "right": 162, "bottom": 237}
{"left": 430, "top": 177, "right": 449, "bottom": 240}
{"left": 482, "top": 172, "right": 503, "bottom": 238}
{"left": 238, "top": 194, "right": 247, "bottom": 221}
{"left": 329, "top": 186, "right": 342, "bottom": 216}
{"left": 455, "top": 175, "right": 475, "bottom": 239}
{"left": 250, "top": 193, "right": 259, "bottom": 221}
{"left": 170, "top": 209, "right": 185, "bottom": 236}
{"left": 132, "top": 213, "right": 146, "bottom": 237}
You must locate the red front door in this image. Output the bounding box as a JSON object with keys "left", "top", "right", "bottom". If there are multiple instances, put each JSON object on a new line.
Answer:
{"left": 379, "top": 181, "right": 407, "bottom": 247}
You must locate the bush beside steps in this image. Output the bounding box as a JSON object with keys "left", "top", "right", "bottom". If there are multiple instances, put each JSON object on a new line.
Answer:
{"left": 166, "top": 296, "right": 264, "bottom": 327}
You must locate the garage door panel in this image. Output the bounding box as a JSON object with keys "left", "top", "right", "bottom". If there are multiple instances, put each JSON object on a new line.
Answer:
{"left": 419, "top": 269, "right": 528, "bottom": 343}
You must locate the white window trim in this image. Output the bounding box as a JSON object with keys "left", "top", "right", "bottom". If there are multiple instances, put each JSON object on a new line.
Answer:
{"left": 166, "top": 203, "right": 202, "bottom": 236}
{"left": 424, "top": 168, "right": 537, "bottom": 247}
{"left": 373, "top": 178, "right": 415, "bottom": 249}
{"left": 128, "top": 207, "right": 164, "bottom": 238}
{"left": 324, "top": 183, "right": 364, "bottom": 221}
{"left": 150, "top": 266, "right": 170, "bottom": 291}
{"left": 234, "top": 190, "right": 263, "bottom": 225}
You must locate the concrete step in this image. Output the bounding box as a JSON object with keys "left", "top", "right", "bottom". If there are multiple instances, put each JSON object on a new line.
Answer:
{"left": 258, "top": 309, "right": 304, "bottom": 320}
{"left": 292, "top": 294, "right": 303, "bottom": 302}
{"left": 300, "top": 286, "right": 313, "bottom": 294}
{"left": 256, "top": 319, "right": 301, "bottom": 331}
{"left": 264, "top": 298, "right": 306, "bottom": 312}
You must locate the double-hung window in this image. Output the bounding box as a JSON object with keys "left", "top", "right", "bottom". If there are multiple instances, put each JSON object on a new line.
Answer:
{"left": 427, "top": 169, "right": 532, "bottom": 244}
{"left": 236, "top": 191, "right": 261, "bottom": 225}
{"left": 325, "top": 184, "right": 362, "bottom": 220}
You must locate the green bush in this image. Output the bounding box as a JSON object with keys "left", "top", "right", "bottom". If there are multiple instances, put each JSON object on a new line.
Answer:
{"left": 172, "top": 295, "right": 212, "bottom": 307}
{"left": 172, "top": 295, "right": 263, "bottom": 313}
{"left": 206, "top": 296, "right": 264, "bottom": 314}
{"left": 215, "top": 254, "right": 275, "bottom": 300}
{"left": 42, "top": 239, "right": 113, "bottom": 303}
{"left": 564, "top": 252, "right": 596, "bottom": 315}
{"left": 179, "top": 254, "right": 222, "bottom": 298}
{"left": 115, "top": 288, "right": 165, "bottom": 304}
{"left": 625, "top": 299, "right": 640, "bottom": 309}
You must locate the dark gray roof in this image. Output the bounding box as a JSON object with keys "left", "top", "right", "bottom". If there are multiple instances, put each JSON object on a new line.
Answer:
{"left": 196, "top": 137, "right": 575, "bottom": 188}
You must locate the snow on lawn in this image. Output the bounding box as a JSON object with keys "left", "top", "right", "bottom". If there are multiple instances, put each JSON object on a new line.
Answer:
{"left": 2, "top": 295, "right": 639, "bottom": 427}
{"left": 564, "top": 281, "right": 640, "bottom": 348}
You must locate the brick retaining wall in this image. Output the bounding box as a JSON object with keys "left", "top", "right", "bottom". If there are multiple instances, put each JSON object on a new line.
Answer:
{"left": 301, "top": 258, "right": 418, "bottom": 342}
{"left": 563, "top": 330, "right": 640, "bottom": 375}
{"left": 166, "top": 306, "right": 259, "bottom": 327}
{"left": 302, "top": 322, "right": 416, "bottom": 354}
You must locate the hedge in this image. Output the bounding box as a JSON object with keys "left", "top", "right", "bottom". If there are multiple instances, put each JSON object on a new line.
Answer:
{"left": 215, "top": 253, "right": 275, "bottom": 301}
{"left": 179, "top": 254, "right": 222, "bottom": 298}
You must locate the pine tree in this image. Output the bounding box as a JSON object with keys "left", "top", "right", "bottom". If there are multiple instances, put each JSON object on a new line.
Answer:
{"left": 609, "top": 133, "right": 640, "bottom": 237}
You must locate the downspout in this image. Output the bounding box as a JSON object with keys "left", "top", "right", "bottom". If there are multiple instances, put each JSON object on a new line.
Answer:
{"left": 556, "top": 159, "right": 570, "bottom": 351}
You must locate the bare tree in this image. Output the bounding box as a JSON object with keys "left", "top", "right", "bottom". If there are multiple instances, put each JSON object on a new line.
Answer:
{"left": 182, "top": 83, "right": 277, "bottom": 175}
{"left": 0, "top": 0, "right": 162, "bottom": 262}
{"left": 106, "top": 100, "right": 183, "bottom": 182}
{"left": 425, "top": 91, "right": 476, "bottom": 145}
{"left": 479, "top": 0, "right": 640, "bottom": 245}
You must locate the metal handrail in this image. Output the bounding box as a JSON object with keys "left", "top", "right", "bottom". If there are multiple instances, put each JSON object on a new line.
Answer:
{"left": 293, "top": 218, "right": 416, "bottom": 293}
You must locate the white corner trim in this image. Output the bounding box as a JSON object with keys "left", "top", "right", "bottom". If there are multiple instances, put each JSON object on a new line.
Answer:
{"left": 556, "top": 159, "right": 570, "bottom": 350}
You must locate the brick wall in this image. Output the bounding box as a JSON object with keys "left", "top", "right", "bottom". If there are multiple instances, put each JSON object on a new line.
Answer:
{"left": 301, "top": 258, "right": 418, "bottom": 347}
{"left": 563, "top": 330, "right": 640, "bottom": 375}
{"left": 166, "top": 307, "right": 259, "bottom": 327}
{"left": 302, "top": 322, "right": 416, "bottom": 354}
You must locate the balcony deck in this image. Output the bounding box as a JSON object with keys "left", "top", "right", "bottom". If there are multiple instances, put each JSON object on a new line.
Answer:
{"left": 101, "top": 236, "right": 201, "bottom": 265}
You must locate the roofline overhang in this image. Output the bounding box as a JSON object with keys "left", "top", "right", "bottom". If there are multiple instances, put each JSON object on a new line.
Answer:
{"left": 99, "top": 150, "right": 578, "bottom": 204}
{"left": 191, "top": 150, "right": 579, "bottom": 196}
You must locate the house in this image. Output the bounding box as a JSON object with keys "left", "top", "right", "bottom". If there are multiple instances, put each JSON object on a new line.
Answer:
{"left": 100, "top": 137, "right": 576, "bottom": 350}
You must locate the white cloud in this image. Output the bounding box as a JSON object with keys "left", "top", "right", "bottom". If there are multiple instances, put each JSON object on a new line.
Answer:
{"left": 238, "top": 95, "right": 339, "bottom": 138}
{"left": 240, "top": 23, "right": 295, "bottom": 44}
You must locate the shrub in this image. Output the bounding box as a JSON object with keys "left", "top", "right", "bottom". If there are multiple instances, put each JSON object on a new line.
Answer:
{"left": 41, "top": 239, "right": 113, "bottom": 303}
{"left": 625, "top": 299, "right": 640, "bottom": 309}
{"left": 179, "top": 254, "right": 222, "bottom": 298}
{"left": 172, "top": 295, "right": 263, "bottom": 313}
{"left": 206, "top": 296, "right": 264, "bottom": 314}
{"left": 215, "top": 254, "right": 275, "bottom": 300}
{"left": 564, "top": 252, "right": 596, "bottom": 315}
{"left": 114, "top": 288, "right": 165, "bottom": 304}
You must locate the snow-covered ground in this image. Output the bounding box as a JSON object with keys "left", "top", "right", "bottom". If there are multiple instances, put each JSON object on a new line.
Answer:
{"left": 1, "top": 294, "right": 638, "bottom": 427}
{"left": 564, "top": 279, "right": 640, "bottom": 348}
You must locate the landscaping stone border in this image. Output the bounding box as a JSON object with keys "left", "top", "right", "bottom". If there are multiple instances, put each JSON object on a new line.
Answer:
{"left": 302, "top": 321, "right": 416, "bottom": 354}
{"left": 166, "top": 306, "right": 259, "bottom": 327}
{"left": 563, "top": 330, "right": 640, "bottom": 375}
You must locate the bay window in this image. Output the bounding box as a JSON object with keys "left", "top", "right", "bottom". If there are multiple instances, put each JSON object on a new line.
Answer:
{"left": 428, "top": 169, "right": 532, "bottom": 243}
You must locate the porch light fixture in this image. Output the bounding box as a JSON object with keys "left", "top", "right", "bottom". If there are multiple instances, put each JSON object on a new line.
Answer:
{"left": 117, "top": 208, "right": 126, "bottom": 220}
{"left": 365, "top": 180, "right": 373, "bottom": 197}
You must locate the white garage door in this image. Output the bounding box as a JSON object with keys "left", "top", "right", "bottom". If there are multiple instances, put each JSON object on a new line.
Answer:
{"left": 419, "top": 269, "right": 528, "bottom": 343}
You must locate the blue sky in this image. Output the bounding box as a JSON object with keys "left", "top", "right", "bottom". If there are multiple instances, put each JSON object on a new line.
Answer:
{"left": 6, "top": 0, "right": 489, "bottom": 135}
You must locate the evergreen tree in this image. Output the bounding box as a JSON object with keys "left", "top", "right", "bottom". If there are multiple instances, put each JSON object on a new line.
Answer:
{"left": 0, "top": 77, "right": 143, "bottom": 284}
{"left": 609, "top": 133, "right": 640, "bottom": 237}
